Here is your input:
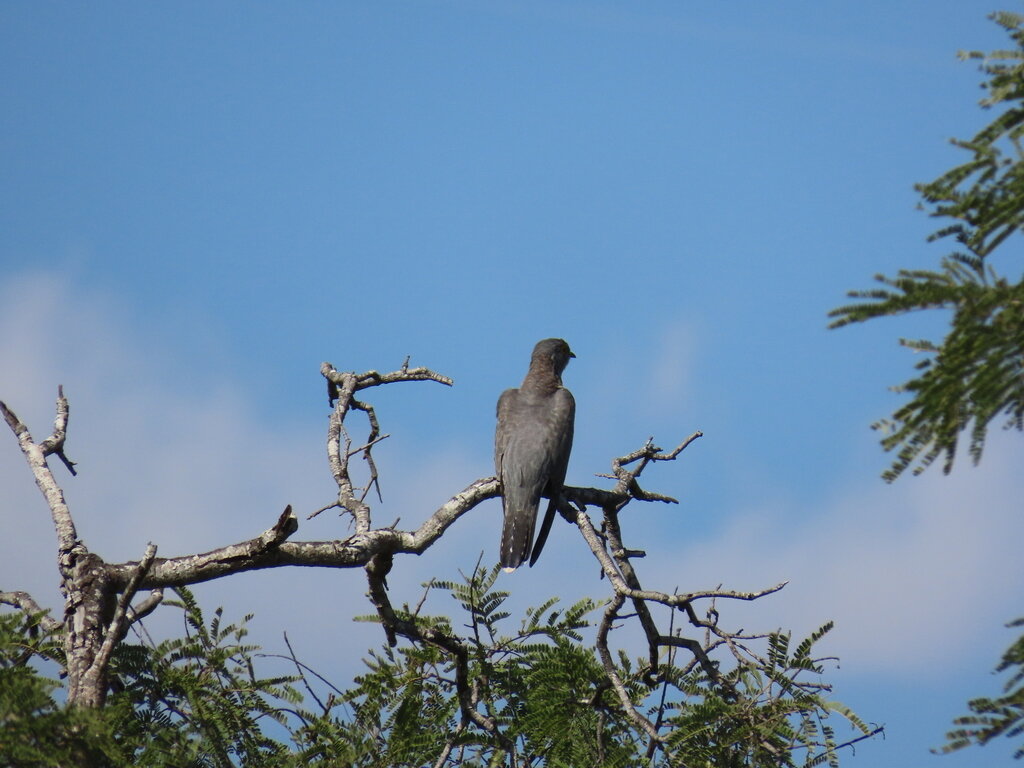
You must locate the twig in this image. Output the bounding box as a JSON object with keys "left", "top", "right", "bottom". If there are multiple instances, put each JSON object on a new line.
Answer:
{"left": 127, "top": 588, "right": 164, "bottom": 626}
{"left": 283, "top": 631, "right": 329, "bottom": 714}
{"left": 38, "top": 386, "right": 77, "bottom": 476}
{"left": 307, "top": 501, "right": 341, "bottom": 521}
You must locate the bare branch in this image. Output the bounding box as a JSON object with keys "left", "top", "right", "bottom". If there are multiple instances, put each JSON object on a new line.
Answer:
{"left": 346, "top": 433, "right": 390, "bottom": 459}
{"left": 560, "top": 434, "right": 704, "bottom": 518}
{"left": 94, "top": 543, "right": 158, "bottom": 675}
{"left": 647, "top": 602, "right": 679, "bottom": 758}
{"left": 608, "top": 431, "right": 703, "bottom": 502}
{"left": 320, "top": 361, "right": 454, "bottom": 397}
{"left": 35, "top": 386, "right": 78, "bottom": 475}
{"left": 127, "top": 588, "right": 164, "bottom": 626}
{"left": 350, "top": 399, "right": 385, "bottom": 506}
{"left": 325, "top": 399, "right": 372, "bottom": 532}
{"left": 307, "top": 501, "right": 341, "bottom": 521}
{"left": 562, "top": 429, "right": 799, "bottom": 735}
{"left": 595, "top": 593, "right": 661, "bottom": 741}
{"left": 318, "top": 361, "right": 452, "bottom": 531}
{"left": 283, "top": 631, "right": 329, "bottom": 714}
{"left": 0, "top": 590, "right": 61, "bottom": 633}
{"left": 5, "top": 359, "right": 822, "bottom": 760}
{"left": 832, "top": 725, "right": 886, "bottom": 755}
{"left": 261, "top": 505, "right": 299, "bottom": 547}
{"left": 110, "top": 479, "right": 499, "bottom": 591}
{"left": 601, "top": 503, "right": 667, "bottom": 681}
{"left": 431, "top": 723, "right": 465, "bottom": 768}
{"left": 0, "top": 395, "right": 80, "bottom": 557}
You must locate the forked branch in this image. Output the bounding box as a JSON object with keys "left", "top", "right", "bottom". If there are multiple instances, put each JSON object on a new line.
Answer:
{"left": 1, "top": 354, "right": 811, "bottom": 766}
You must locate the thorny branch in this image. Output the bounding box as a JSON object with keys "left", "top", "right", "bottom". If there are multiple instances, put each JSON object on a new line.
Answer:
{"left": 559, "top": 433, "right": 800, "bottom": 752}
{"left": 315, "top": 360, "right": 454, "bottom": 530}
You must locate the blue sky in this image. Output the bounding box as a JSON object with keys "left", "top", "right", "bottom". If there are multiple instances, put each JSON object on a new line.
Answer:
{"left": 2, "top": 2, "right": 1023, "bottom": 765}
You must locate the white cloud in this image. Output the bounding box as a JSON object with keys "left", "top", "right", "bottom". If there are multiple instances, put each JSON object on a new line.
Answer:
{"left": 0, "top": 273, "right": 324, "bottom": 566}
{"left": 580, "top": 318, "right": 699, "bottom": 455}
{"left": 646, "top": 322, "right": 696, "bottom": 415}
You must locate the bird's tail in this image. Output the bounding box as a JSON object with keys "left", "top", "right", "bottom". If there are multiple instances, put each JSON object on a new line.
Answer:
{"left": 528, "top": 496, "right": 559, "bottom": 568}
{"left": 499, "top": 506, "right": 537, "bottom": 572}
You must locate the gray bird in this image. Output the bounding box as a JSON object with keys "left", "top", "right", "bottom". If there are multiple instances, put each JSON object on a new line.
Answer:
{"left": 495, "top": 338, "right": 575, "bottom": 571}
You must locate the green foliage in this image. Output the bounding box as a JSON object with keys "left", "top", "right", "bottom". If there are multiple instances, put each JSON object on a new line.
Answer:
{"left": 344, "top": 564, "right": 873, "bottom": 767}
{"left": 940, "top": 617, "right": 1024, "bottom": 759}
{"left": 658, "top": 623, "right": 874, "bottom": 768}
{"left": 830, "top": 255, "right": 1024, "bottom": 480}
{"left": 109, "top": 588, "right": 301, "bottom": 767}
{"left": 829, "top": 10, "right": 1024, "bottom": 481}
{"left": 0, "top": 609, "right": 125, "bottom": 767}
{"left": 0, "top": 592, "right": 373, "bottom": 767}
{"left": 918, "top": 11, "right": 1024, "bottom": 260}
{"left": 107, "top": 588, "right": 391, "bottom": 766}
{"left": 345, "top": 564, "right": 636, "bottom": 767}
{"left": 831, "top": 11, "right": 1024, "bottom": 764}
{"left": 1, "top": 576, "right": 873, "bottom": 767}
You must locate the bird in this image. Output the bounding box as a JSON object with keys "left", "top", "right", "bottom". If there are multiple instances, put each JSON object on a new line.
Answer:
{"left": 495, "top": 338, "right": 575, "bottom": 571}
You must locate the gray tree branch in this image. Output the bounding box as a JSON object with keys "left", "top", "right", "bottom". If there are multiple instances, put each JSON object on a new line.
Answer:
{"left": 1, "top": 353, "right": 794, "bottom": 763}
{"left": 1, "top": 389, "right": 80, "bottom": 556}
{"left": 0, "top": 590, "right": 61, "bottom": 632}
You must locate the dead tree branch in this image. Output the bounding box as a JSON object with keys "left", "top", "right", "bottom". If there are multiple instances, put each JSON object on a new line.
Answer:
{"left": 2, "top": 356, "right": 831, "bottom": 762}
{"left": 127, "top": 588, "right": 164, "bottom": 626}
{"left": 106, "top": 479, "right": 498, "bottom": 590}
{"left": 1, "top": 389, "right": 80, "bottom": 555}
{"left": 0, "top": 590, "right": 61, "bottom": 633}
{"left": 558, "top": 432, "right": 803, "bottom": 751}
{"left": 0, "top": 362, "right": 477, "bottom": 710}
{"left": 320, "top": 361, "right": 453, "bottom": 533}
{"left": 86, "top": 543, "right": 158, "bottom": 699}
{"left": 596, "top": 593, "right": 661, "bottom": 741}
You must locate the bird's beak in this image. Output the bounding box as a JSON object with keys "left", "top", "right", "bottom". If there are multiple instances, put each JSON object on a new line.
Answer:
{"left": 569, "top": 351, "right": 576, "bottom": 358}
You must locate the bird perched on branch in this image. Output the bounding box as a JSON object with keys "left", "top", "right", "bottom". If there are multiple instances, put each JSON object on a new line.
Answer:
{"left": 495, "top": 338, "right": 575, "bottom": 571}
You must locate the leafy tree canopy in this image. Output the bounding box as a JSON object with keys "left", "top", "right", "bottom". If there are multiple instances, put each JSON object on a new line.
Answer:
{"left": 830, "top": 10, "right": 1024, "bottom": 482}
{"left": 938, "top": 617, "right": 1024, "bottom": 760}
{"left": 832, "top": 10, "right": 1024, "bottom": 762}
{"left": 1, "top": 571, "right": 873, "bottom": 768}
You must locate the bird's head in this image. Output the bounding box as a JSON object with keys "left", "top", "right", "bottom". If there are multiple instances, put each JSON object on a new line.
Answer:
{"left": 532, "top": 338, "right": 575, "bottom": 376}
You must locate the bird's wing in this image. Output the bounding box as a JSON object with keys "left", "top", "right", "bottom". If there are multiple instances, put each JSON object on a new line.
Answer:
{"left": 496, "top": 388, "right": 562, "bottom": 569}
{"left": 494, "top": 388, "right": 518, "bottom": 479}
{"left": 528, "top": 387, "right": 575, "bottom": 566}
